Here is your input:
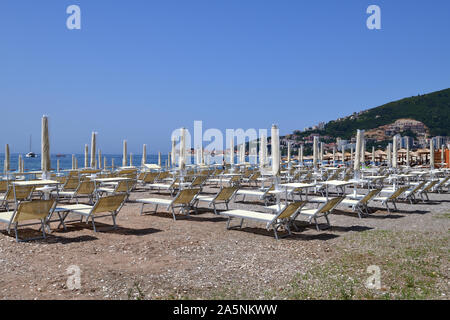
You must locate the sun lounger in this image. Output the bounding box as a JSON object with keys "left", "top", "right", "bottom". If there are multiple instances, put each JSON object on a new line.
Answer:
{"left": 55, "top": 194, "right": 127, "bottom": 232}
{"left": 0, "top": 199, "right": 55, "bottom": 242}
{"left": 295, "top": 197, "right": 344, "bottom": 231}
{"left": 195, "top": 186, "right": 238, "bottom": 214}
{"left": 136, "top": 188, "right": 200, "bottom": 220}
{"left": 220, "top": 201, "right": 307, "bottom": 240}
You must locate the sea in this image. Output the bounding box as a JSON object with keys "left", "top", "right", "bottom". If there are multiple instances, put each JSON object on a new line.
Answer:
{"left": 0, "top": 154, "right": 246, "bottom": 172}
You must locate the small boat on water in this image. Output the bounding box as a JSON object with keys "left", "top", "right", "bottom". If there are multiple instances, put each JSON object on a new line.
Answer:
{"left": 56, "top": 154, "right": 66, "bottom": 158}
{"left": 25, "top": 135, "right": 37, "bottom": 158}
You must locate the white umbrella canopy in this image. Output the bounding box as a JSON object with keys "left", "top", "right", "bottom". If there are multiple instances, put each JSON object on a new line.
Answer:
{"left": 179, "top": 128, "right": 186, "bottom": 171}
{"left": 354, "top": 129, "right": 362, "bottom": 172}
{"left": 271, "top": 124, "right": 280, "bottom": 176}
{"left": 123, "top": 140, "right": 128, "bottom": 167}
{"left": 287, "top": 142, "right": 291, "bottom": 163}
{"left": 229, "top": 136, "right": 234, "bottom": 165}
{"left": 240, "top": 144, "right": 245, "bottom": 164}
{"left": 98, "top": 149, "right": 102, "bottom": 169}
{"left": 4, "top": 144, "right": 10, "bottom": 174}
{"left": 392, "top": 136, "right": 398, "bottom": 169}
{"left": 171, "top": 139, "right": 176, "bottom": 168}
{"left": 72, "top": 154, "right": 76, "bottom": 170}
{"left": 299, "top": 144, "right": 304, "bottom": 164}
{"left": 430, "top": 139, "right": 434, "bottom": 169}
{"left": 313, "top": 136, "right": 319, "bottom": 169}
{"left": 18, "top": 154, "right": 23, "bottom": 173}
{"left": 259, "top": 134, "right": 267, "bottom": 168}
{"left": 142, "top": 144, "right": 147, "bottom": 165}
{"left": 406, "top": 140, "right": 410, "bottom": 167}
{"left": 387, "top": 143, "right": 392, "bottom": 167}
{"left": 41, "top": 116, "right": 51, "bottom": 175}
{"left": 84, "top": 144, "right": 89, "bottom": 168}
{"left": 90, "top": 132, "right": 96, "bottom": 169}
{"left": 360, "top": 134, "right": 366, "bottom": 163}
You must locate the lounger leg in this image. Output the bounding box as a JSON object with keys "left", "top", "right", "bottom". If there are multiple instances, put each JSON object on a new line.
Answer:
{"left": 41, "top": 220, "right": 46, "bottom": 239}
{"left": 325, "top": 214, "right": 331, "bottom": 228}
{"left": 273, "top": 227, "right": 279, "bottom": 240}
{"left": 111, "top": 213, "right": 117, "bottom": 229}
{"left": 14, "top": 223, "right": 19, "bottom": 242}
{"left": 91, "top": 217, "right": 97, "bottom": 232}
{"left": 314, "top": 218, "right": 320, "bottom": 231}
{"left": 171, "top": 207, "right": 177, "bottom": 221}
{"left": 212, "top": 203, "right": 217, "bottom": 215}
{"left": 392, "top": 200, "right": 397, "bottom": 211}
{"left": 140, "top": 203, "right": 145, "bottom": 215}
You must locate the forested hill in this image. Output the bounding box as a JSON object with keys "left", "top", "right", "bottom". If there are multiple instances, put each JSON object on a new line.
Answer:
{"left": 305, "top": 88, "right": 450, "bottom": 139}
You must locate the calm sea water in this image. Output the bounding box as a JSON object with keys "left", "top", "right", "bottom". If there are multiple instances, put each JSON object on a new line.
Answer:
{"left": 0, "top": 154, "right": 242, "bottom": 172}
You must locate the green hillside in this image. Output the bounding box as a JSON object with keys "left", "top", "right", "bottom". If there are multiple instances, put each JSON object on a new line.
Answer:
{"left": 298, "top": 88, "right": 450, "bottom": 140}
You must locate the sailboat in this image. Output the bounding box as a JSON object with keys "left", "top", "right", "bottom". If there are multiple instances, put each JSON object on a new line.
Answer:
{"left": 25, "top": 135, "right": 37, "bottom": 158}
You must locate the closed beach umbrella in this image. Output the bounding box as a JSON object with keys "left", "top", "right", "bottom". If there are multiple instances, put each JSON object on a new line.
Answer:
{"left": 41, "top": 116, "right": 51, "bottom": 175}
{"left": 406, "top": 140, "right": 410, "bottom": 167}
{"left": 179, "top": 128, "right": 186, "bottom": 171}
{"left": 441, "top": 145, "right": 445, "bottom": 164}
{"left": 271, "top": 124, "right": 280, "bottom": 176}
{"left": 171, "top": 139, "right": 176, "bottom": 168}
{"left": 130, "top": 153, "right": 133, "bottom": 167}
{"left": 341, "top": 145, "right": 345, "bottom": 163}
{"left": 372, "top": 146, "right": 375, "bottom": 164}
{"left": 350, "top": 146, "right": 354, "bottom": 165}
{"left": 360, "top": 134, "right": 365, "bottom": 163}
{"left": 142, "top": 144, "right": 147, "bottom": 165}
{"left": 332, "top": 147, "right": 336, "bottom": 163}
{"left": 259, "top": 135, "right": 265, "bottom": 168}
{"left": 75, "top": 157, "right": 78, "bottom": 169}
{"left": 430, "top": 139, "right": 434, "bottom": 169}
{"left": 354, "top": 129, "right": 362, "bottom": 173}
{"left": 158, "top": 152, "right": 161, "bottom": 166}
{"left": 111, "top": 158, "right": 115, "bottom": 170}
{"left": 287, "top": 142, "right": 291, "bottom": 164}
{"left": 320, "top": 142, "right": 324, "bottom": 162}
{"left": 392, "top": 136, "right": 398, "bottom": 169}
{"left": 90, "top": 132, "right": 96, "bottom": 169}
{"left": 168, "top": 153, "right": 171, "bottom": 168}
{"left": 313, "top": 136, "right": 319, "bottom": 169}
{"left": 18, "top": 154, "right": 22, "bottom": 173}
{"left": 300, "top": 144, "right": 304, "bottom": 164}
{"left": 387, "top": 143, "right": 392, "bottom": 167}
{"left": 72, "top": 154, "right": 76, "bottom": 170}
{"left": 122, "top": 140, "right": 127, "bottom": 167}
{"left": 240, "top": 144, "right": 245, "bottom": 164}
{"left": 104, "top": 157, "right": 107, "bottom": 170}
{"left": 4, "top": 144, "right": 10, "bottom": 174}
{"left": 84, "top": 144, "right": 89, "bottom": 168}
{"left": 229, "top": 136, "right": 234, "bottom": 166}
{"left": 98, "top": 149, "right": 102, "bottom": 169}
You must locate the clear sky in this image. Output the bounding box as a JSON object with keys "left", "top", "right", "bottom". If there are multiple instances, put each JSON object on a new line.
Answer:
{"left": 1, "top": 0, "right": 449, "bottom": 154}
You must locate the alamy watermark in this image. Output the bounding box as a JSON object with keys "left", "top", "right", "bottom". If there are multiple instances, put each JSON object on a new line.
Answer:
{"left": 365, "top": 265, "right": 381, "bottom": 290}
{"left": 66, "top": 265, "right": 81, "bottom": 290}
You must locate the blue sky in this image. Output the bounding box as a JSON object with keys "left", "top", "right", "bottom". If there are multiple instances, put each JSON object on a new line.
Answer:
{"left": 0, "top": 0, "right": 449, "bottom": 153}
